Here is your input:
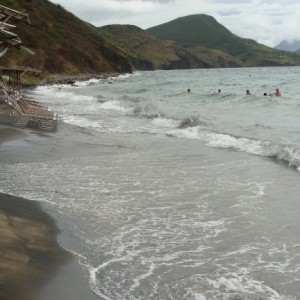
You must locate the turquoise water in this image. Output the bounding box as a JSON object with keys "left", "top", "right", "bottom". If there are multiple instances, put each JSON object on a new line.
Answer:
{"left": 1, "top": 67, "right": 300, "bottom": 299}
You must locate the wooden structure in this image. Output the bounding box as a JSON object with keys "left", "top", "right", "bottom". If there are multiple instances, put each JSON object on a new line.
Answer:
{"left": 0, "top": 5, "right": 58, "bottom": 130}
{"left": 0, "top": 67, "right": 58, "bottom": 130}
{"left": 0, "top": 5, "right": 33, "bottom": 54}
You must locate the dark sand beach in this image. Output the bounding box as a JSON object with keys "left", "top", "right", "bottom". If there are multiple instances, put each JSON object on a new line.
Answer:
{"left": 0, "top": 193, "right": 100, "bottom": 300}
{"left": 0, "top": 120, "right": 100, "bottom": 299}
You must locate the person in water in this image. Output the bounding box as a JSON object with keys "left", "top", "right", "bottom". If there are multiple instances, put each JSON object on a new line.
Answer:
{"left": 246, "top": 89, "right": 250, "bottom": 95}
{"left": 274, "top": 88, "right": 281, "bottom": 96}
{"left": 187, "top": 88, "right": 191, "bottom": 93}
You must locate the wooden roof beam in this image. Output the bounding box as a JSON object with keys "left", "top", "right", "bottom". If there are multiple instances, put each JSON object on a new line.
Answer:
{"left": 0, "top": 5, "right": 30, "bottom": 24}
{"left": 0, "top": 29, "right": 22, "bottom": 47}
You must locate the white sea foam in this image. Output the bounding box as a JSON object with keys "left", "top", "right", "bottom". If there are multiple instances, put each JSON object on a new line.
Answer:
{"left": 167, "top": 126, "right": 300, "bottom": 170}
{"left": 207, "top": 274, "right": 293, "bottom": 300}
{"left": 192, "top": 293, "right": 206, "bottom": 300}
{"left": 130, "top": 263, "right": 155, "bottom": 292}
{"left": 151, "top": 117, "right": 179, "bottom": 128}
{"left": 99, "top": 100, "right": 129, "bottom": 112}
{"left": 29, "top": 85, "right": 96, "bottom": 106}
{"left": 74, "top": 78, "right": 100, "bottom": 87}
{"left": 168, "top": 126, "right": 200, "bottom": 139}
{"left": 61, "top": 114, "right": 105, "bottom": 130}
{"left": 115, "top": 73, "right": 136, "bottom": 80}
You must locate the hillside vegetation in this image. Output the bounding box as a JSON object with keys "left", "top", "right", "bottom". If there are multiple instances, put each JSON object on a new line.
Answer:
{"left": 147, "top": 15, "right": 300, "bottom": 67}
{"left": 147, "top": 14, "right": 233, "bottom": 49}
{"left": 100, "top": 14, "right": 300, "bottom": 70}
{"left": 0, "top": 0, "right": 132, "bottom": 75}
{"left": 98, "top": 25, "right": 209, "bottom": 70}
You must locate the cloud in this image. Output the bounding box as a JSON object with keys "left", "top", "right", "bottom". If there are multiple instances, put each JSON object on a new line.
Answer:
{"left": 60, "top": 0, "right": 164, "bottom": 26}
{"left": 218, "top": 1, "right": 300, "bottom": 45}
{"left": 50, "top": 0, "right": 300, "bottom": 47}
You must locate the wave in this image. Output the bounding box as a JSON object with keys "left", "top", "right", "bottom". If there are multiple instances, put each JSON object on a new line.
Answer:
{"left": 115, "top": 73, "right": 140, "bottom": 81}
{"left": 121, "top": 95, "right": 149, "bottom": 103}
{"left": 131, "top": 103, "right": 162, "bottom": 119}
{"left": 151, "top": 117, "right": 179, "bottom": 128}
{"left": 96, "top": 95, "right": 106, "bottom": 103}
{"left": 168, "top": 126, "right": 300, "bottom": 171}
{"left": 60, "top": 105, "right": 300, "bottom": 172}
{"left": 73, "top": 78, "right": 101, "bottom": 87}
{"left": 29, "top": 85, "right": 96, "bottom": 104}
{"left": 61, "top": 114, "right": 105, "bottom": 131}
{"left": 28, "top": 83, "right": 300, "bottom": 171}
{"left": 99, "top": 100, "right": 129, "bottom": 113}
{"left": 178, "top": 116, "right": 207, "bottom": 129}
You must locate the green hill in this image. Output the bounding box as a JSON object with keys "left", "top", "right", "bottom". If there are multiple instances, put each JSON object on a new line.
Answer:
{"left": 0, "top": 0, "right": 132, "bottom": 75}
{"left": 145, "top": 14, "right": 300, "bottom": 67}
{"left": 146, "top": 14, "right": 267, "bottom": 56}
{"left": 99, "top": 15, "right": 300, "bottom": 70}
{"left": 147, "top": 14, "right": 233, "bottom": 49}
{"left": 98, "top": 25, "right": 209, "bottom": 70}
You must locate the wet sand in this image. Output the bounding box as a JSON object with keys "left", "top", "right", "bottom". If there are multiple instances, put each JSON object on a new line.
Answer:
{"left": 0, "top": 192, "right": 68, "bottom": 300}
{"left": 0, "top": 120, "right": 100, "bottom": 299}
{"left": 0, "top": 126, "right": 27, "bottom": 144}
{"left": 0, "top": 193, "right": 99, "bottom": 300}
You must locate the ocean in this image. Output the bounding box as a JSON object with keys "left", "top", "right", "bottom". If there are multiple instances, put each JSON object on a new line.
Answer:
{"left": 1, "top": 67, "right": 300, "bottom": 299}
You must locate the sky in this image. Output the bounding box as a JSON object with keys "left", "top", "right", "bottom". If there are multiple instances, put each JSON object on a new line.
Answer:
{"left": 49, "top": 0, "right": 300, "bottom": 47}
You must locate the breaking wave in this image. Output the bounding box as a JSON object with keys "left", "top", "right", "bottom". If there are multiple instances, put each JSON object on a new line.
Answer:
{"left": 168, "top": 126, "right": 300, "bottom": 171}
{"left": 178, "top": 116, "right": 206, "bottom": 128}
{"left": 131, "top": 103, "right": 163, "bottom": 119}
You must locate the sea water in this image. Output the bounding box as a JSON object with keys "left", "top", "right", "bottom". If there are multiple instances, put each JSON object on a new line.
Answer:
{"left": 1, "top": 67, "right": 300, "bottom": 299}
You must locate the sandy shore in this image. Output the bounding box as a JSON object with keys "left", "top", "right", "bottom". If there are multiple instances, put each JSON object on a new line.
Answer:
{"left": 0, "top": 127, "right": 26, "bottom": 143}
{"left": 0, "top": 193, "right": 99, "bottom": 300}
{"left": 0, "top": 192, "right": 68, "bottom": 300}
{"left": 0, "top": 117, "right": 100, "bottom": 299}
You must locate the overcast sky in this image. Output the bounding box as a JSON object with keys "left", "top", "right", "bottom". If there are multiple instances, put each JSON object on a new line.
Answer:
{"left": 50, "top": 0, "right": 300, "bottom": 47}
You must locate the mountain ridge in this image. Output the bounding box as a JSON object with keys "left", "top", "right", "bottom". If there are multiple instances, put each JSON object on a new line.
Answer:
{"left": 146, "top": 14, "right": 234, "bottom": 49}
{"left": 274, "top": 39, "right": 300, "bottom": 52}
{"left": 99, "top": 14, "right": 300, "bottom": 70}
{"left": 98, "top": 24, "right": 210, "bottom": 70}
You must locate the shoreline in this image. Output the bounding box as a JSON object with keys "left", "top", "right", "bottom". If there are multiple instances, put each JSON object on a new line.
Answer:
{"left": 0, "top": 122, "right": 100, "bottom": 299}
{"left": 0, "top": 71, "right": 123, "bottom": 131}
{"left": 0, "top": 192, "right": 68, "bottom": 300}
{"left": 23, "top": 72, "right": 125, "bottom": 88}
{"left": 0, "top": 192, "right": 99, "bottom": 300}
